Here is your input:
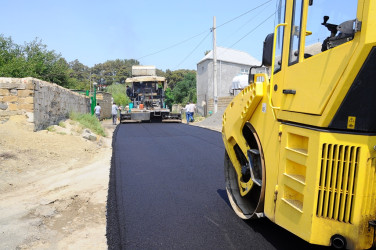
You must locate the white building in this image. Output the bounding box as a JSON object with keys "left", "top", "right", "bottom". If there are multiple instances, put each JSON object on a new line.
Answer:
{"left": 196, "top": 47, "right": 260, "bottom": 116}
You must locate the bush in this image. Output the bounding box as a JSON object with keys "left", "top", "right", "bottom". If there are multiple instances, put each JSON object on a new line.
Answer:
{"left": 69, "top": 112, "right": 106, "bottom": 137}
{"left": 106, "top": 84, "right": 131, "bottom": 107}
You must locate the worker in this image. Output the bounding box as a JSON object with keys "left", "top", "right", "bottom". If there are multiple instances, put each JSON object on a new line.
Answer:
{"left": 112, "top": 102, "right": 119, "bottom": 125}
{"left": 94, "top": 103, "right": 101, "bottom": 120}
{"left": 188, "top": 102, "right": 196, "bottom": 122}
{"left": 184, "top": 102, "right": 190, "bottom": 124}
{"left": 126, "top": 85, "right": 133, "bottom": 98}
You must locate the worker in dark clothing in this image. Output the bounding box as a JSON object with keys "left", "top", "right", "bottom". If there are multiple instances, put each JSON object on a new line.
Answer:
{"left": 126, "top": 85, "right": 133, "bottom": 98}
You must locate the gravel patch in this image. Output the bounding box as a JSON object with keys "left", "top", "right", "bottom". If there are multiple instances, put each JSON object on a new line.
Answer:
{"left": 193, "top": 108, "right": 226, "bottom": 132}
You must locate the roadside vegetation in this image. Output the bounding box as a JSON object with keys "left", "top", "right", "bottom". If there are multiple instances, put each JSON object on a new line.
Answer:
{"left": 0, "top": 35, "right": 197, "bottom": 107}
{"left": 69, "top": 112, "right": 106, "bottom": 137}
{"left": 106, "top": 84, "right": 131, "bottom": 107}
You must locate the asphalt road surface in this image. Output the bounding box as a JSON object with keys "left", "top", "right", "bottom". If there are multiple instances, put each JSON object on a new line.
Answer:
{"left": 107, "top": 123, "right": 329, "bottom": 250}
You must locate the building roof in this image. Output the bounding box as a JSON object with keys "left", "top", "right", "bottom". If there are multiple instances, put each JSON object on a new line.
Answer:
{"left": 198, "top": 47, "right": 260, "bottom": 66}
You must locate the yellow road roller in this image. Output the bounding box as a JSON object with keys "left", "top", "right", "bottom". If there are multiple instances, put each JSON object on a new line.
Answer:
{"left": 222, "top": 0, "right": 376, "bottom": 249}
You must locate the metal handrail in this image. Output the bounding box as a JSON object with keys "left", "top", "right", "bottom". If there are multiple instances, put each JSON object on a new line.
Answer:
{"left": 269, "top": 23, "right": 287, "bottom": 119}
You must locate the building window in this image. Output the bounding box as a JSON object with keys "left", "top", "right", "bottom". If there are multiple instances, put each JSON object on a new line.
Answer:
{"left": 240, "top": 68, "right": 249, "bottom": 75}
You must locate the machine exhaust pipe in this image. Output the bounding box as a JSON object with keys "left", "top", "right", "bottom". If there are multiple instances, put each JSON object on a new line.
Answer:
{"left": 330, "top": 234, "right": 347, "bottom": 249}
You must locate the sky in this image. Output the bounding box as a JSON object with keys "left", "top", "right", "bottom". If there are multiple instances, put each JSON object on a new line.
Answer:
{"left": 0, "top": 0, "right": 357, "bottom": 71}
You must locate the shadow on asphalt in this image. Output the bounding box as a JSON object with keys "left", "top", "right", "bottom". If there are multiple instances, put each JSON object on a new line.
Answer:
{"left": 216, "top": 189, "right": 331, "bottom": 250}
{"left": 246, "top": 219, "right": 331, "bottom": 250}
{"left": 216, "top": 189, "right": 231, "bottom": 208}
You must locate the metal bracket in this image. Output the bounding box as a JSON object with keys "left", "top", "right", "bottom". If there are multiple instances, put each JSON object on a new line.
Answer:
{"left": 247, "top": 149, "right": 262, "bottom": 187}
{"left": 355, "top": 19, "right": 362, "bottom": 32}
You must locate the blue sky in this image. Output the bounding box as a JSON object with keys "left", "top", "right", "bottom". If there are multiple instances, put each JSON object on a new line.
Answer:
{"left": 1, "top": 0, "right": 357, "bottom": 71}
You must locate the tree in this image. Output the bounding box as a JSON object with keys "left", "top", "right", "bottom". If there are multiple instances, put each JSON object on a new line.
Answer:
{"left": 0, "top": 35, "right": 28, "bottom": 77}
{"left": 0, "top": 35, "right": 70, "bottom": 86}
{"left": 91, "top": 59, "right": 139, "bottom": 86}
{"left": 106, "top": 84, "right": 131, "bottom": 107}
{"left": 171, "top": 71, "right": 197, "bottom": 104}
{"left": 23, "top": 38, "right": 69, "bottom": 86}
{"left": 164, "top": 87, "right": 174, "bottom": 109}
{"left": 165, "top": 69, "right": 195, "bottom": 89}
{"left": 68, "top": 59, "right": 90, "bottom": 90}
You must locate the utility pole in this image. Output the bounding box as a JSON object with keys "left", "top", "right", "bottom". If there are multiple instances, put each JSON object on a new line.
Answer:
{"left": 213, "top": 16, "right": 218, "bottom": 114}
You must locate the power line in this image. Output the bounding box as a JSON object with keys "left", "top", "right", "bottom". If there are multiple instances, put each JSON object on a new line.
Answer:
{"left": 137, "top": 30, "right": 209, "bottom": 60}
{"left": 228, "top": 11, "right": 276, "bottom": 49}
{"left": 220, "top": 1, "right": 273, "bottom": 45}
{"left": 216, "top": 0, "right": 273, "bottom": 29}
{"left": 137, "top": 0, "right": 273, "bottom": 62}
{"left": 175, "top": 31, "right": 211, "bottom": 69}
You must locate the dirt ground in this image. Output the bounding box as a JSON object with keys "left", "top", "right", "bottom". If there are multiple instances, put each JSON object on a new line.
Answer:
{"left": 0, "top": 113, "right": 223, "bottom": 249}
{"left": 0, "top": 116, "right": 115, "bottom": 249}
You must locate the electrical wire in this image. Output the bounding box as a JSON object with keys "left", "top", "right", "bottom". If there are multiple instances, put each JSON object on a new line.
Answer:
{"left": 137, "top": 0, "right": 273, "bottom": 62}
{"left": 175, "top": 31, "right": 212, "bottom": 69}
{"left": 228, "top": 11, "right": 276, "bottom": 49}
{"left": 216, "top": 0, "right": 273, "bottom": 29}
{"left": 220, "top": 1, "right": 273, "bottom": 45}
{"left": 137, "top": 30, "right": 209, "bottom": 60}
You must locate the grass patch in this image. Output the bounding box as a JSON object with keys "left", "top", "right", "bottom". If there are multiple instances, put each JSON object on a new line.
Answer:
{"left": 57, "top": 132, "right": 66, "bottom": 135}
{"left": 58, "top": 121, "right": 66, "bottom": 128}
{"left": 69, "top": 112, "right": 106, "bottom": 137}
{"left": 46, "top": 126, "right": 56, "bottom": 132}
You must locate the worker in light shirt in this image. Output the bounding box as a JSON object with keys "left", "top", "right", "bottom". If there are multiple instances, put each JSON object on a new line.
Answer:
{"left": 184, "top": 102, "right": 190, "bottom": 124}
{"left": 187, "top": 102, "right": 196, "bottom": 123}
{"left": 112, "top": 103, "right": 119, "bottom": 125}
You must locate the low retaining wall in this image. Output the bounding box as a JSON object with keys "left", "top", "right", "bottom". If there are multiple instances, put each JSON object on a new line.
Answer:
{"left": 96, "top": 92, "right": 112, "bottom": 120}
{"left": 0, "top": 78, "right": 35, "bottom": 125}
{"left": 0, "top": 77, "right": 112, "bottom": 131}
{"left": 33, "top": 79, "right": 90, "bottom": 130}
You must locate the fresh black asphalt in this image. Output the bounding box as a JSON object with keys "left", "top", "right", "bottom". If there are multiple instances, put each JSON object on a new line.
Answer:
{"left": 106, "top": 123, "right": 329, "bottom": 249}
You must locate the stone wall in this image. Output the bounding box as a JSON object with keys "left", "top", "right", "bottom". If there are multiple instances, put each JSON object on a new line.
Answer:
{"left": 0, "top": 77, "right": 112, "bottom": 131}
{"left": 96, "top": 92, "right": 112, "bottom": 120}
{"left": 207, "top": 96, "right": 234, "bottom": 114}
{"left": 0, "top": 78, "right": 35, "bottom": 125}
{"left": 33, "top": 79, "right": 90, "bottom": 130}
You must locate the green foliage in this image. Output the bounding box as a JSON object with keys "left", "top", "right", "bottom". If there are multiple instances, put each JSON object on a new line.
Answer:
{"left": 58, "top": 121, "right": 66, "bottom": 128}
{"left": 164, "top": 87, "right": 174, "bottom": 109}
{"left": 69, "top": 112, "right": 106, "bottom": 137}
{"left": 165, "top": 69, "right": 196, "bottom": 89}
{"left": 91, "top": 59, "right": 139, "bottom": 87}
{"left": 46, "top": 126, "right": 56, "bottom": 132}
{"left": 171, "top": 71, "right": 197, "bottom": 104}
{"left": 0, "top": 35, "right": 70, "bottom": 86}
{"left": 68, "top": 59, "right": 90, "bottom": 90}
{"left": 0, "top": 34, "right": 198, "bottom": 107}
{"left": 105, "top": 84, "right": 131, "bottom": 107}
